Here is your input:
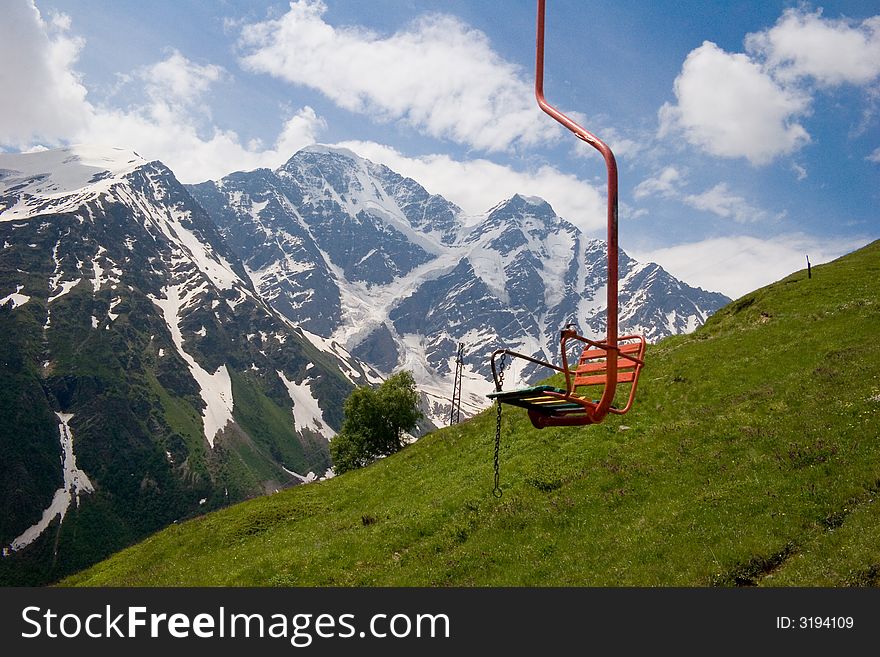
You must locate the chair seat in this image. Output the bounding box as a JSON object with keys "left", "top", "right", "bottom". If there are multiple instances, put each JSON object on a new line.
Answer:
{"left": 487, "top": 385, "right": 596, "bottom": 416}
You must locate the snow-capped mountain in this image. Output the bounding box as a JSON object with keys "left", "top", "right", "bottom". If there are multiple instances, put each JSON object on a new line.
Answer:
{"left": 189, "top": 146, "right": 730, "bottom": 425}
{"left": 0, "top": 145, "right": 380, "bottom": 584}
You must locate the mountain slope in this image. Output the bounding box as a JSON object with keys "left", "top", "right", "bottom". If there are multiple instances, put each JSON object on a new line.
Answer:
{"left": 188, "top": 146, "right": 730, "bottom": 425}
{"left": 63, "top": 240, "right": 880, "bottom": 586}
{"left": 0, "top": 146, "right": 378, "bottom": 585}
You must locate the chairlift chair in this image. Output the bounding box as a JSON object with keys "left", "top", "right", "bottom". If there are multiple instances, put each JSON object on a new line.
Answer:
{"left": 487, "top": 0, "right": 646, "bottom": 430}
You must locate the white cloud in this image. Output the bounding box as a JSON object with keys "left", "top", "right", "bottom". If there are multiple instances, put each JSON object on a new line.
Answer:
{"left": 80, "top": 105, "right": 326, "bottom": 183}
{"left": 746, "top": 9, "right": 880, "bottom": 87}
{"left": 634, "top": 171, "right": 780, "bottom": 225}
{"left": 0, "top": 2, "right": 326, "bottom": 182}
{"left": 635, "top": 234, "right": 868, "bottom": 299}
{"left": 633, "top": 166, "right": 684, "bottom": 200}
{"left": 141, "top": 49, "right": 225, "bottom": 108}
{"left": 659, "top": 41, "right": 810, "bottom": 165}
{"left": 682, "top": 183, "right": 781, "bottom": 224}
{"left": 868, "top": 147, "right": 880, "bottom": 162}
{"left": 238, "top": 0, "right": 557, "bottom": 152}
{"left": 336, "top": 140, "right": 606, "bottom": 231}
{"left": 76, "top": 49, "right": 328, "bottom": 182}
{"left": 0, "top": 1, "right": 91, "bottom": 147}
{"left": 660, "top": 8, "right": 880, "bottom": 166}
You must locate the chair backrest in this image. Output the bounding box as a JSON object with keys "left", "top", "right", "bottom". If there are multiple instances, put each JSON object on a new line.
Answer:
{"left": 574, "top": 337, "right": 645, "bottom": 388}
{"left": 572, "top": 335, "right": 645, "bottom": 416}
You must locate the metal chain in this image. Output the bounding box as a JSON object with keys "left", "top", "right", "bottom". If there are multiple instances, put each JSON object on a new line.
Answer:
{"left": 493, "top": 353, "right": 507, "bottom": 498}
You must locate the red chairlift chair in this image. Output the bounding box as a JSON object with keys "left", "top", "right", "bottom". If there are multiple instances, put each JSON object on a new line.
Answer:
{"left": 487, "top": 0, "right": 646, "bottom": 432}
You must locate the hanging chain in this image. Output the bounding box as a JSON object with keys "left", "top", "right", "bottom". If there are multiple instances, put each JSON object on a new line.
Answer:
{"left": 493, "top": 353, "right": 507, "bottom": 498}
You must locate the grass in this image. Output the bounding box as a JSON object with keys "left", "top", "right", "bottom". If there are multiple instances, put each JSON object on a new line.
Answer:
{"left": 62, "top": 240, "right": 880, "bottom": 586}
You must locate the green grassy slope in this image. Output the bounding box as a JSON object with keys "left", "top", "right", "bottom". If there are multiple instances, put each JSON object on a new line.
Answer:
{"left": 63, "top": 241, "right": 880, "bottom": 586}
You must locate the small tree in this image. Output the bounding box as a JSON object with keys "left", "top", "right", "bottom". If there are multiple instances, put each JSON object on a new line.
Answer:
{"left": 330, "top": 370, "right": 422, "bottom": 474}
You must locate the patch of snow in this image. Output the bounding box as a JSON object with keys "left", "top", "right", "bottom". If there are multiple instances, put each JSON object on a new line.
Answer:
{"left": 151, "top": 284, "right": 234, "bottom": 447}
{"left": 90, "top": 315, "right": 99, "bottom": 329}
{"left": 468, "top": 249, "right": 511, "bottom": 306}
{"left": 151, "top": 205, "right": 240, "bottom": 290}
{"left": 108, "top": 297, "right": 122, "bottom": 321}
{"left": 48, "top": 278, "right": 81, "bottom": 304}
{"left": 539, "top": 228, "right": 576, "bottom": 309}
{"left": 9, "top": 413, "right": 94, "bottom": 552}
{"left": 225, "top": 290, "right": 247, "bottom": 311}
{"left": 276, "top": 370, "right": 335, "bottom": 438}
{"left": 282, "top": 467, "right": 317, "bottom": 484}
{"left": 90, "top": 246, "right": 107, "bottom": 292}
{"left": 0, "top": 285, "right": 30, "bottom": 309}
{"left": 299, "top": 327, "right": 384, "bottom": 385}
{"left": 250, "top": 199, "right": 269, "bottom": 216}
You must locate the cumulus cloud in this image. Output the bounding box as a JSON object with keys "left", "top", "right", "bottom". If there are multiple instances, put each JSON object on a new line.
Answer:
{"left": 0, "top": 1, "right": 91, "bottom": 147}
{"left": 238, "top": 0, "right": 558, "bottom": 152}
{"left": 660, "top": 7, "right": 880, "bottom": 165}
{"left": 635, "top": 234, "right": 868, "bottom": 299}
{"left": 745, "top": 9, "right": 880, "bottom": 87}
{"left": 658, "top": 41, "right": 810, "bottom": 165}
{"left": 336, "top": 140, "right": 606, "bottom": 231}
{"left": 141, "top": 49, "right": 226, "bottom": 108}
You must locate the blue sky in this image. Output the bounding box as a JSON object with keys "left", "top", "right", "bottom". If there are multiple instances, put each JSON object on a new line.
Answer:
{"left": 2, "top": 0, "right": 878, "bottom": 298}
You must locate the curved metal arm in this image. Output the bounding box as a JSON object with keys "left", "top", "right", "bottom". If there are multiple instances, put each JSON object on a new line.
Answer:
{"left": 490, "top": 348, "right": 563, "bottom": 392}
{"left": 536, "top": 0, "right": 618, "bottom": 422}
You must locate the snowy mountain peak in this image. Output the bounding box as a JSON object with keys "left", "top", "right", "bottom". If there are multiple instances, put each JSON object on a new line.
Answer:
{"left": 294, "top": 144, "right": 363, "bottom": 161}
{"left": 506, "top": 193, "right": 553, "bottom": 212}
{"left": 0, "top": 145, "right": 146, "bottom": 196}
{"left": 0, "top": 145, "right": 149, "bottom": 221}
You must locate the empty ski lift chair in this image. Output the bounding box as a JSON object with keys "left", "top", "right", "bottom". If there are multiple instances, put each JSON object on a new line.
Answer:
{"left": 487, "top": 0, "right": 646, "bottom": 431}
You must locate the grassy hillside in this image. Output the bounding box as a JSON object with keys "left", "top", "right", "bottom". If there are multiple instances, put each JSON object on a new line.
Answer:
{"left": 63, "top": 241, "right": 880, "bottom": 586}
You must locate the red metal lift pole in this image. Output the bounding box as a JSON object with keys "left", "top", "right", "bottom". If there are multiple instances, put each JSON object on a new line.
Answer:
{"left": 535, "top": 0, "right": 619, "bottom": 422}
